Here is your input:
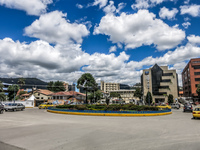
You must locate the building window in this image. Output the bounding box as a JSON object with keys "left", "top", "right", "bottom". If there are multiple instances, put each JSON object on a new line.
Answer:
{"left": 163, "top": 73, "right": 173, "bottom": 76}
{"left": 194, "top": 72, "right": 200, "bottom": 75}
{"left": 161, "top": 79, "right": 171, "bottom": 82}
{"left": 193, "top": 66, "right": 200, "bottom": 69}
{"left": 195, "top": 78, "right": 200, "bottom": 81}
{"left": 192, "top": 61, "right": 200, "bottom": 64}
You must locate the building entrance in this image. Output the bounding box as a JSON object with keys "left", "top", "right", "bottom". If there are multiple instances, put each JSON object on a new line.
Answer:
{"left": 155, "top": 98, "right": 165, "bottom": 103}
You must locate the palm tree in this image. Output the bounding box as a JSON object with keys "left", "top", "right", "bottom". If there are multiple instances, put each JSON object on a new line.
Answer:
{"left": 0, "top": 81, "right": 3, "bottom": 92}
{"left": 0, "top": 93, "right": 6, "bottom": 101}
{"left": 0, "top": 81, "right": 6, "bottom": 101}
{"left": 18, "top": 78, "right": 25, "bottom": 88}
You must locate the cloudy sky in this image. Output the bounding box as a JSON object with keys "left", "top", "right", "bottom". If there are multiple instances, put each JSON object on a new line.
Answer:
{"left": 0, "top": 0, "right": 200, "bottom": 85}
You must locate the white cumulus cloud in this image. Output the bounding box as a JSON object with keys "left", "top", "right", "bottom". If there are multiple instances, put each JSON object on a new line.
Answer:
{"left": 109, "top": 45, "right": 117, "bottom": 53}
{"left": 76, "top": 4, "right": 83, "bottom": 9}
{"left": 159, "top": 7, "right": 178, "bottom": 20}
{"left": 0, "top": 0, "right": 53, "bottom": 16}
{"left": 88, "top": 0, "right": 108, "bottom": 8}
{"left": 180, "top": 4, "right": 200, "bottom": 17}
{"left": 103, "top": 1, "right": 126, "bottom": 14}
{"left": 131, "top": 0, "right": 175, "bottom": 10}
{"left": 187, "top": 35, "right": 200, "bottom": 44}
{"left": 24, "top": 11, "right": 90, "bottom": 45}
{"left": 182, "top": 22, "right": 191, "bottom": 29}
{"left": 94, "top": 10, "right": 185, "bottom": 51}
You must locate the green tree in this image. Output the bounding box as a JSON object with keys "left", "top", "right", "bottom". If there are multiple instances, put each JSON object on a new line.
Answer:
{"left": 168, "top": 94, "right": 174, "bottom": 104}
{"left": 19, "top": 91, "right": 27, "bottom": 96}
{"left": 106, "top": 97, "right": 110, "bottom": 105}
{"left": 145, "top": 91, "right": 152, "bottom": 105}
{"left": 196, "top": 84, "right": 200, "bottom": 101}
{"left": 134, "top": 88, "right": 142, "bottom": 99}
{"left": 0, "top": 81, "right": 3, "bottom": 92}
{"left": 88, "top": 90, "right": 103, "bottom": 103}
{"left": 47, "top": 81, "right": 54, "bottom": 91}
{"left": 77, "top": 73, "right": 97, "bottom": 104}
{"left": 110, "top": 92, "right": 120, "bottom": 98}
{"left": 95, "top": 90, "right": 103, "bottom": 101}
{"left": 17, "top": 78, "right": 25, "bottom": 88}
{"left": 0, "top": 93, "right": 6, "bottom": 101}
{"left": 0, "top": 81, "right": 6, "bottom": 101}
{"left": 7, "top": 85, "right": 20, "bottom": 101}
{"left": 53, "top": 81, "right": 66, "bottom": 92}
{"left": 47, "top": 81, "right": 66, "bottom": 92}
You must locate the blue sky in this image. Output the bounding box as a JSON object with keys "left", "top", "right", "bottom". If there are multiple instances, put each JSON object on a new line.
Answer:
{"left": 0, "top": 0, "right": 200, "bottom": 85}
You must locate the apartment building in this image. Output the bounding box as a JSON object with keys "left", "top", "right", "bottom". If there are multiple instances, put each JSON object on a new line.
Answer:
{"left": 182, "top": 58, "right": 200, "bottom": 101}
{"left": 101, "top": 81, "right": 137, "bottom": 103}
{"left": 101, "top": 81, "right": 120, "bottom": 93}
{"left": 109, "top": 89, "right": 136, "bottom": 103}
{"left": 141, "top": 64, "right": 178, "bottom": 103}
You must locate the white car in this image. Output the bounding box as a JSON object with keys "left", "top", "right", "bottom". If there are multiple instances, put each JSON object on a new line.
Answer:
{"left": 4, "top": 103, "right": 25, "bottom": 111}
{"left": 170, "top": 103, "right": 180, "bottom": 109}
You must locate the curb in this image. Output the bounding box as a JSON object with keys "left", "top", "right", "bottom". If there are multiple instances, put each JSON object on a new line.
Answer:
{"left": 47, "top": 109, "right": 172, "bottom": 117}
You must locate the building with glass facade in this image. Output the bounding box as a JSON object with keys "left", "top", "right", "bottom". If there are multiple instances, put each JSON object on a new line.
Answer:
{"left": 141, "top": 64, "right": 178, "bottom": 103}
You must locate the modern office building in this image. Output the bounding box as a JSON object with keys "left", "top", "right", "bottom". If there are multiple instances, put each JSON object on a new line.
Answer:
{"left": 141, "top": 64, "right": 178, "bottom": 103}
{"left": 182, "top": 58, "right": 200, "bottom": 101}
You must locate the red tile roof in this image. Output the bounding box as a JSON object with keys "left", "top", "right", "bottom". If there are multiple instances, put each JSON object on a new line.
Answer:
{"left": 68, "top": 91, "right": 86, "bottom": 96}
{"left": 34, "top": 89, "right": 54, "bottom": 95}
{"left": 21, "top": 94, "right": 30, "bottom": 97}
{"left": 50, "top": 91, "right": 86, "bottom": 96}
{"left": 50, "top": 91, "right": 73, "bottom": 96}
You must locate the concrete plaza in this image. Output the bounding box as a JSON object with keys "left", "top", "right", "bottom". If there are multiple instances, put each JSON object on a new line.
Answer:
{"left": 0, "top": 108, "right": 200, "bottom": 150}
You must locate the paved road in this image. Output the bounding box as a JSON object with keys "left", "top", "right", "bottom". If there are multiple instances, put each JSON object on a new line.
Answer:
{"left": 0, "top": 108, "right": 200, "bottom": 150}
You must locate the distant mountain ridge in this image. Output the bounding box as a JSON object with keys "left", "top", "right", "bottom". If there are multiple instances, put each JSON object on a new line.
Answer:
{"left": 0, "top": 78, "right": 48, "bottom": 89}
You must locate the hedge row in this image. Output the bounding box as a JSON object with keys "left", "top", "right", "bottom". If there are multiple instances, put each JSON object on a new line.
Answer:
{"left": 56, "top": 104, "right": 159, "bottom": 111}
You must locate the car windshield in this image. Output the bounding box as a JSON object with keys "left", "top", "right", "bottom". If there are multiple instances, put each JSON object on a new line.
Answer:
{"left": 195, "top": 108, "right": 200, "bottom": 111}
{"left": 41, "top": 103, "right": 47, "bottom": 105}
{"left": 5, "top": 103, "right": 16, "bottom": 106}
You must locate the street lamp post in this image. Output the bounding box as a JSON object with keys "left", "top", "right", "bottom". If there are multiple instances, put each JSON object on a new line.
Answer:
{"left": 11, "top": 80, "right": 16, "bottom": 103}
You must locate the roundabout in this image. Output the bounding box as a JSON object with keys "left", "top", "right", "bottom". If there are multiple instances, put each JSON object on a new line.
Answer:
{"left": 47, "top": 107, "right": 172, "bottom": 117}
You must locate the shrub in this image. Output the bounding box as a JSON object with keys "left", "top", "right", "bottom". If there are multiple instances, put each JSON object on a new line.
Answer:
{"left": 75, "top": 105, "right": 86, "bottom": 110}
{"left": 56, "top": 104, "right": 159, "bottom": 111}
{"left": 56, "top": 105, "right": 75, "bottom": 109}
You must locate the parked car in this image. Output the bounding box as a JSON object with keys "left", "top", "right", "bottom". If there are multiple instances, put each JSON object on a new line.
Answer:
{"left": 183, "top": 103, "right": 193, "bottom": 112}
{"left": 170, "top": 103, "right": 180, "bottom": 109}
{"left": 38, "top": 102, "right": 54, "bottom": 109}
{"left": 0, "top": 102, "right": 4, "bottom": 114}
{"left": 192, "top": 107, "right": 200, "bottom": 119}
{"left": 156, "top": 104, "right": 171, "bottom": 110}
{"left": 4, "top": 103, "right": 25, "bottom": 111}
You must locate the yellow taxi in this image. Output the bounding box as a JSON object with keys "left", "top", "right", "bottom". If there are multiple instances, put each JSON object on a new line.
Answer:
{"left": 38, "top": 102, "right": 54, "bottom": 109}
{"left": 193, "top": 107, "right": 200, "bottom": 119}
{"left": 156, "top": 104, "right": 171, "bottom": 110}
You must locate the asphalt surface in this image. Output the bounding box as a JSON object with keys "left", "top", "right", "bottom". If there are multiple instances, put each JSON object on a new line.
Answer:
{"left": 0, "top": 108, "right": 200, "bottom": 150}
